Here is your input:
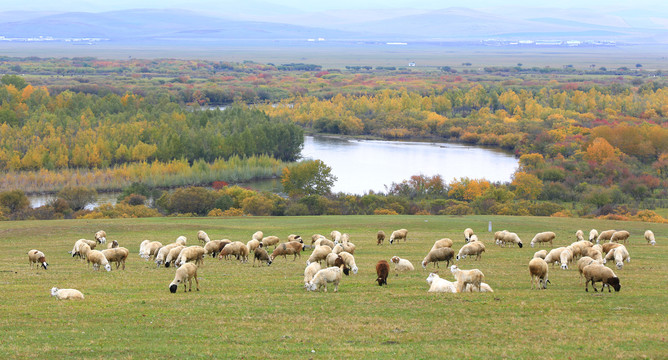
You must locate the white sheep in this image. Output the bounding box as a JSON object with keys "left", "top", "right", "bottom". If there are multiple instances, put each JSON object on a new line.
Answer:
{"left": 426, "top": 272, "right": 457, "bottom": 293}
{"left": 589, "top": 229, "right": 599, "bottom": 242}
{"left": 107, "top": 240, "right": 119, "bottom": 249}
{"left": 165, "top": 245, "right": 186, "bottom": 268}
{"left": 533, "top": 250, "right": 547, "bottom": 259}
{"left": 155, "top": 243, "right": 180, "bottom": 268}
{"left": 529, "top": 257, "right": 549, "bottom": 290}
{"left": 325, "top": 252, "right": 340, "bottom": 267}
{"left": 306, "top": 245, "right": 332, "bottom": 266}
{"left": 431, "top": 238, "right": 453, "bottom": 251}
{"left": 287, "top": 234, "right": 303, "bottom": 243}
{"left": 330, "top": 230, "right": 342, "bottom": 243}
{"left": 175, "top": 236, "right": 187, "bottom": 245}
{"left": 464, "top": 228, "right": 474, "bottom": 242}
{"left": 70, "top": 239, "right": 97, "bottom": 259}
{"left": 604, "top": 245, "right": 630, "bottom": 270}
{"left": 28, "top": 249, "right": 48, "bottom": 270}
{"left": 494, "top": 230, "right": 508, "bottom": 245}
{"left": 596, "top": 230, "right": 616, "bottom": 243}
{"left": 644, "top": 230, "right": 656, "bottom": 245}
{"left": 601, "top": 242, "right": 622, "bottom": 254}
{"left": 261, "top": 236, "right": 280, "bottom": 249}
{"left": 140, "top": 241, "right": 163, "bottom": 260}
{"left": 469, "top": 234, "right": 479, "bottom": 243}
{"left": 94, "top": 230, "right": 107, "bottom": 244}
{"left": 304, "top": 262, "right": 322, "bottom": 288}
{"left": 583, "top": 263, "right": 621, "bottom": 292}
{"left": 582, "top": 247, "right": 603, "bottom": 262}
{"left": 575, "top": 230, "right": 585, "bottom": 242}
{"left": 338, "top": 251, "right": 358, "bottom": 274}
{"left": 456, "top": 241, "right": 485, "bottom": 261}
{"left": 86, "top": 249, "right": 111, "bottom": 272}
{"left": 51, "top": 287, "right": 84, "bottom": 300}
{"left": 218, "top": 241, "right": 249, "bottom": 263}
{"left": 389, "top": 229, "right": 408, "bottom": 244}
{"left": 101, "top": 247, "right": 129, "bottom": 270}
{"left": 559, "top": 247, "right": 573, "bottom": 270}
{"left": 450, "top": 265, "right": 484, "bottom": 293}
{"left": 610, "top": 230, "right": 630, "bottom": 244}
{"left": 204, "top": 240, "right": 228, "bottom": 258}
{"left": 500, "top": 231, "right": 523, "bottom": 248}
{"left": 169, "top": 262, "right": 199, "bottom": 293}
{"left": 307, "top": 266, "right": 343, "bottom": 292}
{"left": 175, "top": 246, "right": 206, "bottom": 267}
{"left": 246, "top": 239, "right": 261, "bottom": 253}
{"left": 463, "top": 283, "right": 494, "bottom": 293}
{"left": 197, "top": 230, "right": 211, "bottom": 244}
{"left": 577, "top": 256, "right": 601, "bottom": 284}
{"left": 313, "top": 237, "right": 335, "bottom": 249}
{"left": 252, "top": 231, "right": 264, "bottom": 242}
{"left": 422, "top": 247, "right": 455, "bottom": 269}
{"left": 544, "top": 247, "right": 567, "bottom": 266}
{"left": 390, "top": 256, "right": 414, "bottom": 276}
{"left": 530, "top": 231, "right": 556, "bottom": 248}
{"left": 138, "top": 239, "right": 150, "bottom": 256}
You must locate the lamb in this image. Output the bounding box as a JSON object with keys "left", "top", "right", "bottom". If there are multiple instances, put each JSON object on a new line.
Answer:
{"left": 422, "top": 247, "right": 455, "bottom": 269}
{"left": 431, "top": 238, "right": 453, "bottom": 251}
{"left": 101, "top": 247, "right": 129, "bottom": 270}
{"left": 165, "top": 245, "right": 186, "bottom": 268}
{"left": 175, "top": 236, "right": 187, "bottom": 245}
{"left": 155, "top": 243, "right": 180, "bottom": 267}
{"left": 218, "top": 241, "right": 249, "bottom": 263}
{"left": 28, "top": 249, "right": 48, "bottom": 270}
{"left": 389, "top": 229, "right": 408, "bottom": 244}
{"left": 390, "top": 256, "right": 414, "bottom": 276}
{"left": 376, "top": 260, "right": 390, "bottom": 286}
{"left": 583, "top": 263, "right": 621, "bottom": 292}
{"left": 577, "top": 256, "right": 601, "bottom": 284}
{"left": 456, "top": 241, "right": 485, "bottom": 261}
{"left": 644, "top": 230, "right": 656, "bottom": 245}
{"left": 306, "top": 266, "right": 343, "bottom": 292}
{"left": 306, "top": 245, "right": 332, "bottom": 266}
{"left": 140, "top": 241, "right": 163, "bottom": 260}
{"left": 197, "top": 230, "right": 211, "bottom": 244}
{"left": 338, "top": 251, "right": 358, "bottom": 274}
{"left": 601, "top": 242, "right": 622, "bottom": 254}
{"left": 464, "top": 228, "right": 474, "bottom": 242}
{"left": 501, "top": 231, "right": 523, "bottom": 248}
{"left": 463, "top": 282, "right": 494, "bottom": 293}
{"left": 51, "top": 287, "right": 84, "bottom": 300}
{"left": 270, "top": 241, "right": 304, "bottom": 262}
{"left": 530, "top": 231, "right": 556, "bottom": 248}
{"left": 253, "top": 247, "right": 271, "bottom": 267}
{"left": 86, "top": 249, "right": 111, "bottom": 271}
{"left": 330, "top": 230, "right": 342, "bottom": 243}
{"left": 426, "top": 272, "right": 457, "bottom": 293}
{"left": 107, "top": 240, "right": 119, "bottom": 249}
{"left": 287, "top": 234, "right": 303, "bottom": 243}
{"left": 70, "top": 239, "right": 97, "bottom": 258}
{"left": 533, "top": 250, "right": 548, "bottom": 259}
{"left": 204, "top": 240, "right": 230, "bottom": 258}
{"left": 604, "top": 245, "right": 630, "bottom": 270}
{"left": 589, "top": 229, "right": 599, "bottom": 242}
{"left": 313, "top": 237, "right": 335, "bottom": 249}
{"left": 559, "top": 247, "right": 573, "bottom": 270}
{"left": 377, "top": 231, "right": 386, "bottom": 245}
{"left": 610, "top": 230, "right": 630, "bottom": 244}
{"left": 575, "top": 230, "right": 585, "bottom": 242}
{"left": 94, "top": 230, "right": 107, "bottom": 244}
{"left": 450, "top": 265, "right": 484, "bottom": 293}
{"left": 169, "top": 262, "right": 199, "bottom": 293}
{"left": 544, "top": 247, "right": 567, "bottom": 266}
{"left": 261, "top": 236, "right": 280, "bottom": 249}
{"left": 303, "top": 262, "right": 322, "bottom": 288}
{"left": 529, "top": 257, "right": 550, "bottom": 290}
{"left": 596, "top": 230, "right": 616, "bottom": 243}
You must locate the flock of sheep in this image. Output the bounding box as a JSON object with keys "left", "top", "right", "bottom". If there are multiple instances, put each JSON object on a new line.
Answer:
{"left": 30, "top": 226, "right": 658, "bottom": 300}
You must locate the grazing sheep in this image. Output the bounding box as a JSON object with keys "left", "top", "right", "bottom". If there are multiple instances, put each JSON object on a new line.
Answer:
{"left": 426, "top": 273, "right": 457, "bottom": 293}
{"left": 306, "top": 245, "right": 332, "bottom": 266}
{"left": 422, "top": 247, "right": 455, "bottom": 269}
{"left": 28, "top": 249, "right": 48, "bottom": 270}
{"left": 175, "top": 236, "right": 187, "bottom": 246}
{"left": 252, "top": 231, "right": 263, "bottom": 242}
{"left": 530, "top": 231, "right": 556, "bottom": 248}
{"left": 377, "top": 231, "right": 386, "bottom": 245}
{"left": 313, "top": 237, "right": 335, "bottom": 249}
{"left": 431, "top": 238, "right": 453, "bottom": 251}
{"left": 390, "top": 256, "right": 414, "bottom": 276}
{"left": 338, "top": 251, "right": 358, "bottom": 274}
{"left": 456, "top": 241, "right": 485, "bottom": 261}
{"left": 583, "top": 264, "right": 621, "bottom": 292}
{"left": 544, "top": 247, "right": 567, "bottom": 266}
{"left": 575, "top": 230, "right": 585, "bottom": 242}
{"left": 101, "top": 247, "right": 129, "bottom": 270}
{"left": 610, "top": 230, "right": 630, "bottom": 244}
{"left": 94, "top": 230, "right": 107, "bottom": 244}
{"left": 270, "top": 241, "right": 304, "bottom": 262}
{"left": 533, "top": 250, "right": 548, "bottom": 259}
{"left": 197, "top": 230, "right": 211, "bottom": 244}
{"left": 529, "top": 257, "right": 550, "bottom": 289}
{"left": 376, "top": 260, "right": 390, "bottom": 286}
{"left": 86, "top": 250, "right": 111, "bottom": 272}
{"left": 246, "top": 239, "right": 261, "bottom": 253}
{"left": 559, "top": 248, "right": 573, "bottom": 270}
{"left": 469, "top": 235, "right": 479, "bottom": 243}
{"left": 304, "top": 262, "right": 322, "bottom": 288}
{"left": 596, "top": 230, "right": 616, "bottom": 243}
{"left": 644, "top": 230, "right": 656, "bottom": 246}
{"left": 582, "top": 247, "right": 603, "bottom": 262}
{"left": 604, "top": 245, "right": 630, "bottom": 270}
{"left": 287, "top": 234, "right": 303, "bottom": 243}
{"left": 464, "top": 228, "right": 474, "bottom": 242}
{"left": 494, "top": 230, "right": 508, "bottom": 245}
{"left": 51, "top": 287, "right": 84, "bottom": 300}
{"left": 601, "top": 242, "right": 622, "bottom": 254}
{"left": 577, "top": 256, "right": 601, "bottom": 284}
{"left": 155, "top": 243, "right": 180, "bottom": 268}
{"left": 330, "top": 230, "right": 342, "bottom": 243}
{"left": 332, "top": 242, "right": 356, "bottom": 255}
{"left": 253, "top": 247, "right": 271, "bottom": 267}
{"left": 261, "top": 236, "right": 280, "bottom": 250}
{"left": 307, "top": 266, "right": 343, "bottom": 292}
{"left": 70, "top": 239, "right": 97, "bottom": 258}
{"left": 139, "top": 240, "right": 150, "bottom": 256}
{"left": 311, "top": 234, "right": 326, "bottom": 244}
{"left": 140, "top": 241, "right": 163, "bottom": 260}
{"left": 169, "top": 263, "right": 199, "bottom": 293}
{"left": 107, "top": 240, "right": 119, "bottom": 249}
{"left": 450, "top": 265, "right": 484, "bottom": 293}
{"left": 325, "top": 253, "right": 341, "bottom": 267}
{"left": 568, "top": 241, "right": 590, "bottom": 260}
{"left": 218, "top": 241, "right": 249, "bottom": 263}
{"left": 501, "top": 232, "right": 523, "bottom": 248}
{"left": 389, "top": 229, "right": 408, "bottom": 244}
{"left": 589, "top": 229, "right": 599, "bottom": 242}
{"left": 165, "top": 245, "right": 186, "bottom": 268}
{"left": 463, "top": 282, "right": 494, "bottom": 293}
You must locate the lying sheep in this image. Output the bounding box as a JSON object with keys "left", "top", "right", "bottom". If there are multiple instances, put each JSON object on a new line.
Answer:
{"left": 530, "top": 231, "right": 556, "bottom": 248}
{"left": 307, "top": 266, "right": 343, "bottom": 292}
{"left": 501, "top": 231, "right": 523, "bottom": 248}
{"left": 431, "top": 238, "right": 453, "bottom": 251}
{"left": 533, "top": 250, "right": 547, "bottom": 259}
{"left": 463, "top": 282, "right": 494, "bottom": 293}
{"left": 377, "top": 231, "right": 386, "bottom": 245}
{"left": 197, "top": 230, "right": 211, "bottom": 244}
{"left": 107, "top": 240, "right": 119, "bottom": 249}
{"left": 218, "top": 241, "right": 249, "bottom": 263}
{"left": 175, "top": 236, "right": 187, "bottom": 246}
{"left": 330, "top": 230, "right": 342, "bottom": 243}
{"left": 313, "top": 237, "right": 335, "bottom": 249}
{"left": 544, "top": 247, "right": 567, "bottom": 266}
{"left": 390, "top": 256, "right": 414, "bottom": 276}
{"left": 169, "top": 262, "right": 199, "bottom": 293}
{"left": 28, "top": 249, "right": 48, "bottom": 270}
{"left": 456, "top": 241, "right": 485, "bottom": 261}
{"left": 604, "top": 245, "right": 630, "bottom": 270}
{"left": 70, "top": 239, "right": 97, "bottom": 259}
{"left": 422, "top": 247, "right": 455, "bottom": 269}
{"left": 589, "top": 229, "right": 599, "bottom": 242}
{"left": 261, "top": 236, "right": 280, "bottom": 250}
{"left": 140, "top": 241, "right": 163, "bottom": 260}
{"left": 389, "top": 229, "right": 408, "bottom": 244}
{"left": 464, "top": 228, "right": 474, "bottom": 242}
{"left": 596, "top": 230, "right": 616, "bottom": 243}
{"left": 644, "top": 230, "right": 656, "bottom": 246}
{"left": 270, "top": 241, "right": 304, "bottom": 262}
{"left": 426, "top": 272, "right": 457, "bottom": 293}
{"left": 101, "top": 247, "right": 129, "bottom": 270}
{"left": 559, "top": 248, "right": 573, "bottom": 270}
{"left": 165, "top": 245, "right": 186, "bottom": 268}
{"left": 575, "top": 230, "right": 585, "bottom": 242}
{"left": 583, "top": 263, "right": 621, "bottom": 292}
{"left": 304, "top": 262, "right": 322, "bottom": 288}
{"left": 338, "top": 251, "right": 358, "bottom": 274}
{"left": 253, "top": 247, "right": 271, "bottom": 267}
{"left": 86, "top": 249, "right": 111, "bottom": 272}
{"left": 51, "top": 287, "right": 84, "bottom": 300}
{"left": 529, "top": 257, "right": 550, "bottom": 289}
{"left": 610, "top": 230, "right": 630, "bottom": 244}
{"left": 306, "top": 245, "right": 332, "bottom": 266}
{"left": 450, "top": 265, "right": 484, "bottom": 293}
{"left": 94, "top": 230, "right": 107, "bottom": 244}
{"left": 577, "top": 256, "right": 601, "bottom": 284}
{"left": 376, "top": 260, "right": 390, "bottom": 286}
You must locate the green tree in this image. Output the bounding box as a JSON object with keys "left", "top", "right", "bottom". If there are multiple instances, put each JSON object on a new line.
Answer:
{"left": 281, "top": 160, "right": 337, "bottom": 197}
{"left": 1, "top": 74, "right": 27, "bottom": 90}
{"left": 0, "top": 190, "right": 30, "bottom": 213}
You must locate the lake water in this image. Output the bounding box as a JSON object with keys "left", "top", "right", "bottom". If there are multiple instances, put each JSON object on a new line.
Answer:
{"left": 301, "top": 136, "right": 518, "bottom": 194}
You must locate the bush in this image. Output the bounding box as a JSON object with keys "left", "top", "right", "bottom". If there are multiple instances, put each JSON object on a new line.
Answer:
{"left": 374, "top": 208, "right": 399, "bottom": 215}
{"left": 284, "top": 203, "right": 309, "bottom": 216}
{"left": 213, "top": 194, "right": 234, "bottom": 211}
{"left": 241, "top": 194, "right": 274, "bottom": 216}
{"left": 57, "top": 186, "right": 97, "bottom": 211}
{"left": 0, "top": 190, "right": 30, "bottom": 213}
{"left": 164, "top": 187, "right": 215, "bottom": 215}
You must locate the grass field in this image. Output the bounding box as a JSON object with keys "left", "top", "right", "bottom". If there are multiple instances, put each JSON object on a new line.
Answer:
{"left": 1, "top": 215, "right": 666, "bottom": 359}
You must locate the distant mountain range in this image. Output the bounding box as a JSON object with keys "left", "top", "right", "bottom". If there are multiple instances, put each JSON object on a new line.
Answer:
{"left": 0, "top": 7, "right": 666, "bottom": 45}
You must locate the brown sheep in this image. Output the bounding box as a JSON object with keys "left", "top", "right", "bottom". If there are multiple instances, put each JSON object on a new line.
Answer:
{"left": 269, "top": 241, "right": 304, "bottom": 262}
{"left": 610, "top": 230, "right": 630, "bottom": 244}
{"left": 377, "top": 230, "right": 386, "bottom": 245}
{"left": 28, "top": 249, "right": 48, "bottom": 270}
{"left": 218, "top": 241, "right": 249, "bottom": 263}
{"left": 583, "top": 263, "right": 621, "bottom": 292}
{"left": 376, "top": 260, "right": 390, "bottom": 286}
{"left": 101, "top": 247, "right": 129, "bottom": 270}
{"left": 253, "top": 247, "right": 271, "bottom": 267}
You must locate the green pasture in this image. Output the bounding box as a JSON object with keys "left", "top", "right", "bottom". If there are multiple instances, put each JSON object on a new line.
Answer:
{"left": 1, "top": 215, "right": 666, "bottom": 359}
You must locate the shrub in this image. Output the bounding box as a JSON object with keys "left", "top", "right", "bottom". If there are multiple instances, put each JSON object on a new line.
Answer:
{"left": 374, "top": 208, "right": 399, "bottom": 215}
{"left": 284, "top": 203, "right": 309, "bottom": 216}
{"left": 57, "top": 186, "right": 97, "bottom": 211}
{"left": 0, "top": 190, "right": 30, "bottom": 213}
{"left": 220, "top": 208, "right": 245, "bottom": 216}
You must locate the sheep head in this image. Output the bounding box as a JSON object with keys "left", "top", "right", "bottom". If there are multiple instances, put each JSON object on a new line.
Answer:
{"left": 518, "top": 242, "right": 523, "bottom": 248}
{"left": 104, "top": 264, "right": 111, "bottom": 272}
{"left": 609, "top": 277, "right": 621, "bottom": 292}
{"left": 306, "top": 282, "right": 317, "bottom": 292}
{"left": 50, "top": 287, "right": 59, "bottom": 296}
{"left": 390, "top": 256, "right": 399, "bottom": 264}
{"left": 169, "top": 284, "right": 178, "bottom": 293}
{"left": 560, "top": 263, "right": 568, "bottom": 270}
{"left": 616, "top": 261, "right": 623, "bottom": 270}
{"left": 343, "top": 267, "right": 350, "bottom": 276}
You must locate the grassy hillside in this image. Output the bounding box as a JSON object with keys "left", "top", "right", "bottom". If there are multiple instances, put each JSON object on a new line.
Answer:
{"left": 1, "top": 215, "right": 666, "bottom": 359}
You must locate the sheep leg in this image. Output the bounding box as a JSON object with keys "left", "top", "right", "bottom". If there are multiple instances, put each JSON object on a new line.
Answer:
{"left": 194, "top": 274, "right": 199, "bottom": 291}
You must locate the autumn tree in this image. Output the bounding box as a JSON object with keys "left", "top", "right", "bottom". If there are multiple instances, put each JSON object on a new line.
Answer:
{"left": 281, "top": 160, "right": 337, "bottom": 197}
{"left": 0, "top": 190, "right": 30, "bottom": 213}
{"left": 511, "top": 172, "right": 543, "bottom": 200}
